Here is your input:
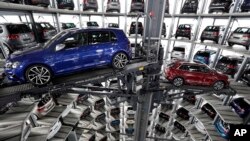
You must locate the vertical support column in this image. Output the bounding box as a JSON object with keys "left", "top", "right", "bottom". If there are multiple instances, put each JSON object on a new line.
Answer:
{"left": 134, "top": 89, "right": 153, "bottom": 141}
{"left": 77, "top": 0, "right": 83, "bottom": 28}
{"left": 187, "top": 0, "right": 207, "bottom": 61}
{"left": 222, "top": 95, "right": 230, "bottom": 106}
{"left": 102, "top": 0, "right": 105, "bottom": 28}
{"left": 124, "top": 0, "right": 128, "bottom": 33}
{"left": 29, "top": 12, "right": 40, "bottom": 43}
{"left": 235, "top": 57, "right": 249, "bottom": 81}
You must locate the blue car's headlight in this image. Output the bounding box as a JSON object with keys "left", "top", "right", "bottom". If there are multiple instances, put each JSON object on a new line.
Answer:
{"left": 5, "top": 61, "right": 20, "bottom": 69}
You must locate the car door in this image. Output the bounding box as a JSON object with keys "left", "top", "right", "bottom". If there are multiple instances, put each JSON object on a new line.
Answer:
{"left": 78, "top": 30, "right": 108, "bottom": 68}
{"left": 200, "top": 66, "right": 217, "bottom": 86}
{"left": 53, "top": 32, "right": 82, "bottom": 74}
{"left": 184, "top": 65, "right": 204, "bottom": 85}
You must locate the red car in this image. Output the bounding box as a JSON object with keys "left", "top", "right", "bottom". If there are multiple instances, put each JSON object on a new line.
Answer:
{"left": 164, "top": 61, "right": 229, "bottom": 90}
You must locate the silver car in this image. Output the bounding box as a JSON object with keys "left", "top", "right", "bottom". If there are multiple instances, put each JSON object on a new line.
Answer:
{"left": 0, "top": 23, "right": 37, "bottom": 51}
{"left": 83, "top": 0, "right": 98, "bottom": 12}
{"left": 130, "top": 0, "right": 144, "bottom": 13}
{"left": 228, "top": 27, "right": 250, "bottom": 50}
{"left": 106, "top": 0, "right": 120, "bottom": 12}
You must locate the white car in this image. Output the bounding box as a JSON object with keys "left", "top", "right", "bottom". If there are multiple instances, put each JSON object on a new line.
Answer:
{"left": 47, "top": 120, "right": 62, "bottom": 139}
{"left": 195, "top": 120, "right": 206, "bottom": 134}
{"left": 171, "top": 46, "right": 186, "bottom": 59}
{"left": 33, "top": 95, "right": 55, "bottom": 118}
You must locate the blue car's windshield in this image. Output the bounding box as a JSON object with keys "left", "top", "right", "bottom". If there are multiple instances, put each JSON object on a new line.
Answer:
{"left": 44, "top": 31, "right": 68, "bottom": 48}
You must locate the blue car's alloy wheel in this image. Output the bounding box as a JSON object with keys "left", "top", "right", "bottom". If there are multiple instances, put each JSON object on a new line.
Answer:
{"left": 26, "top": 65, "right": 51, "bottom": 86}
{"left": 112, "top": 52, "right": 128, "bottom": 69}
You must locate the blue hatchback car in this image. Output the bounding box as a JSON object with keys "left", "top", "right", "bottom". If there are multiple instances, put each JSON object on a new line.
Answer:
{"left": 4, "top": 28, "right": 131, "bottom": 86}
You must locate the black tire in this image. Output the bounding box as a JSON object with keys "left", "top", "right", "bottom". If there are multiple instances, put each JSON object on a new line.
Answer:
{"left": 246, "top": 46, "right": 249, "bottom": 50}
{"left": 228, "top": 42, "right": 233, "bottom": 46}
{"left": 172, "top": 77, "right": 184, "bottom": 87}
{"left": 201, "top": 39, "right": 204, "bottom": 43}
{"left": 188, "top": 37, "right": 191, "bottom": 40}
{"left": 25, "top": 65, "right": 52, "bottom": 86}
{"left": 112, "top": 52, "right": 128, "bottom": 69}
{"left": 215, "top": 40, "right": 219, "bottom": 44}
{"left": 175, "top": 36, "right": 178, "bottom": 39}
{"left": 213, "top": 81, "right": 225, "bottom": 90}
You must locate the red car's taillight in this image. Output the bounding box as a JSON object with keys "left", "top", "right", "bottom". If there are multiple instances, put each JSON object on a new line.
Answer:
{"left": 243, "top": 34, "right": 250, "bottom": 39}
{"left": 7, "top": 34, "right": 20, "bottom": 40}
{"left": 37, "top": 106, "right": 45, "bottom": 112}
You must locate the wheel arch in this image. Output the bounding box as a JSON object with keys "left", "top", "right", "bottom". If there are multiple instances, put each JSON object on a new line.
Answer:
{"left": 23, "top": 63, "right": 54, "bottom": 81}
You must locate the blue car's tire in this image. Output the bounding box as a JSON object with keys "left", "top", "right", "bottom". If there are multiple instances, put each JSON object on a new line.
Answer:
{"left": 112, "top": 52, "right": 128, "bottom": 69}
{"left": 25, "top": 65, "right": 52, "bottom": 86}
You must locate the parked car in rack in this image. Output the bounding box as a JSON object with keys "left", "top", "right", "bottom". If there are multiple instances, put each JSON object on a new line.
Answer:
{"left": 241, "top": 0, "right": 250, "bottom": 12}
{"left": 162, "top": 22, "right": 167, "bottom": 38}
{"left": 155, "top": 124, "right": 166, "bottom": 134}
{"left": 33, "top": 95, "right": 55, "bottom": 118}
{"left": 193, "top": 49, "right": 217, "bottom": 65}
{"left": 209, "top": 0, "right": 233, "bottom": 13}
{"left": 81, "top": 107, "right": 91, "bottom": 119}
{"left": 4, "top": 28, "right": 132, "bottom": 86}
{"left": 201, "top": 103, "right": 216, "bottom": 119}
{"left": 61, "top": 23, "right": 76, "bottom": 30}
{"left": 183, "top": 91, "right": 196, "bottom": 105}
{"left": 165, "top": 0, "right": 169, "bottom": 13}
{"left": 174, "top": 121, "right": 186, "bottom": 132}
{"left": 200, "top": 26, "right": 225, "bottom": 44}
{"left": 130, "top": 0, "right": 144, "bottom": 12}
{"left": 165, "top": 61, "right": 229, "bottom": 90}
{"left": 195, "top": 120, "right": 207, "bottom": 134}
{"left": 83, "top": 0, "right": 98, "bottom": 12}
{"left": 108, "top": 23, "right": 119, "bottom": 28}
{"left": 159, "top": 112, "right": 170, "bottom": 121}
{"left": 228, "top": 27, "right": 250, "bottom": 50}
{"left": 175, "top": 24, "right": 191, "bottom": 40}
{"left": 129, "top": 22, "right": 143, "bottom": 36}
{"left": 215, "top": 55, "right": 243, "bottom": 77}
{"left": 94, "top": 99, "right": 105, "bottom": 111}
{"left": 106, "top": 0, "right": 120, "bottom": 12}
{"left": 181, "top": 0, "right": 199, "bottom": 14}
{"left": 171, "top": 46, "right": 186, "bottom": 59}
{"left": 110, "top": 119, "right": 120, "bottom": 127}
{"left": 86, "top": 21, "right": 99, "bottom": 27}
{"left": 176, "top": 107, "right": 190, "bottom": 120}
{"left": 27, "top": 22, "right": 57, "bottom": 43}
{"left": 24, "top": 0, "right": 50, "bottom": 7}
{"left": 214, "top": 118, "right": 230, "bottom": 139}
{"left": 125, "top": 128, "right": 134, "bottom": 135}
{"left": 57, "top": 0, "right": 74, "bottom": 10}
{"left": 229, "top": 97, "right": 250, "bottom": 118}
{"left": 110, "top": 107, "right": 120, "bottom": 117}
{"left": 0, "top": 23, "right": 36, "bottom": 51}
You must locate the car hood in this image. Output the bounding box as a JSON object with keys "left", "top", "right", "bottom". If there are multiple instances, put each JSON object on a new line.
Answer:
{"left": 9, "top": 44, "right": 45, "bottom": 59}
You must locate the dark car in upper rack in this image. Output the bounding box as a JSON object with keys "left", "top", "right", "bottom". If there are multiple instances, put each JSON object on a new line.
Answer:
{"left": 4, "top": 28, "right": 132, "bottom": 86}
{"left": 61, "top": 23, "right": 76, "bottom": 30}
{"left": 0, "top": 23, "right": 36, "bottom": 51}
{"left": 183, "top": 91, "right": 196, "bottom": 105}
{"left": 0, "top": 0, "right": 21, "bottom": 4}
{"left": 174, "top": 121, "right": 186, "bottom": 132}
{"left": 33, "top": 22, "right": 57, "bottom": 43}
{"left": 201, "top": 103, "right": 216, "bottom": 119}
{"left": 130, "top": 0, "right": 144, "bottom": 13}
{"left": 200, "top": 26, "right": 224, "bottom": 44}
{"left": 209, "top": 0, "right": 233, "bottom": 13}
{"left": 215, "top": 55, "right": 243, "bottom": 78}
{"left": 229, "top": 97, "right": 250, "bottom": 118}
{"left": 106, "top": 0, "right": 120, "bottom": 13}
{"left": 228, "top": 27, "right": 250, "bottom": 50}
{"left": 57, "top": 0, "right": 74, "bottom": 10}
{"left": 241, "top": 0, "right": 250, "bottom": 12}
{"left": 181, "top": 0, "right": 199, "bottom": 14}
{"left": 175, "top": 24, "right": 191, "bottom": 40}
{"left": 83, "top": 0, "right": 98, "bottom": 12}
{"left": 129, "top": 22, "right": 143, "bottom": 36}
{"left": 165, "top": 0, "right": 169, "bottom": 13}
{"left": 24, "top": 0, "right": 50, "bottom": 7}
{"left": 164, "top": 61, "right": 229, "bottom": 90}
{"left": 176, "top": 107, "right": 190, "bottom": 120}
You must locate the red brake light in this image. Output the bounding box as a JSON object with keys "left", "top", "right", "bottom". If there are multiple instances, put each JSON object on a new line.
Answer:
{"left": 37, "top": 106, "right": 45, "bottom": 112}
{"left": 213, "top": 32, "right": 219, "bottom": 36}
{"left": 7, "top": 34, "right": 19, "bottom": 40}
{"left": 243, "top": 34, "right": 250, "bottom": 38}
